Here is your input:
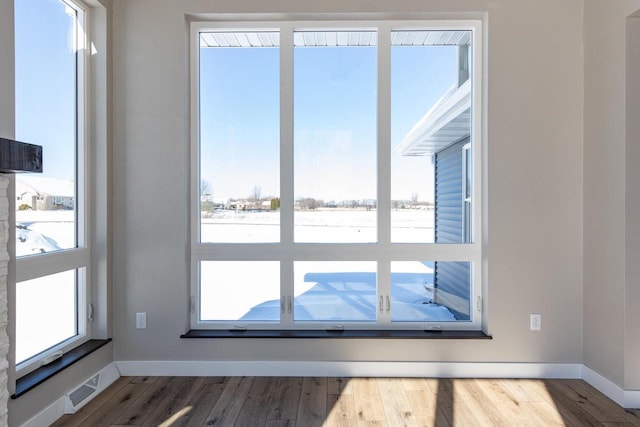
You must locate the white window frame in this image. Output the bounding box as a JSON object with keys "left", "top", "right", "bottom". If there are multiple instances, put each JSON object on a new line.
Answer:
{"left": 15, "top": 0, "right": 91, "bottom": 377}
{"left": 190, "top": 19, "right": 484, "bottom": 331}
{"left": 463, "top": 142, "right": 472, "bottom": 244}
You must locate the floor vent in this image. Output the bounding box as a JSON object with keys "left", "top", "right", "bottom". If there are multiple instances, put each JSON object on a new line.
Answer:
{"left": 63, "top": 363, "right": 120, "bottom": 414}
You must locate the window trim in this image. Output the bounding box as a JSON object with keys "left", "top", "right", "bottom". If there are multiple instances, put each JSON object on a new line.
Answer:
{"left": 14, "top": 0, "right": 91, "bottom": 378}
{"left": 190, "top": 19, "right": 484, "bottom": 331}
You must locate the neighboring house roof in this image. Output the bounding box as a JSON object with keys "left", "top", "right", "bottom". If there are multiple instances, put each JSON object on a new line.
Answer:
{"left": 395, "top": 78, "right": 471, "bottom": 156}
{"left": 16, "top": 176, "right": 75, "bottom": 198}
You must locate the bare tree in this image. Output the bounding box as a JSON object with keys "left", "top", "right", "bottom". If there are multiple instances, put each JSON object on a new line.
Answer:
{"left": 411, "top": 192, "right": 419, "bottom": 208}
{"left": 201, "top": 179, "right": 212, "bottom": 199}
{"left": 299, "top": 197, "right": 321, "bottom": 210}
{"left": 251, "top": 185, "right": 262, "bottom": 202}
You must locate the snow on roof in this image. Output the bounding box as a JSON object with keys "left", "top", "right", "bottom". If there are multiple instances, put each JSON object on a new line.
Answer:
{"left": 395, "top": 78, "right": 472, "bottom": 156}
{"left": 16, "top": 176, "right": 75, "bottom": 198}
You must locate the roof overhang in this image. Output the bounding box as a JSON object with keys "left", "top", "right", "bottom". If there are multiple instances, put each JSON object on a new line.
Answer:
{"left": 395, "top": 78, "right": 471, "bottom": 156}
{"left": 199, "top": 30, "right": 471, "bottom": 48}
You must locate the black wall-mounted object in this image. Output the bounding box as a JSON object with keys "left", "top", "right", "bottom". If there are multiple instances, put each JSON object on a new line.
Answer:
{"left": 0, "top": 137, "right": 43, "bottom": 173}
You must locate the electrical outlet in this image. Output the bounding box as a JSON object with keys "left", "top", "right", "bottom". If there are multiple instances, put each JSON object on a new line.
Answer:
{"left": 530, "top": 313, "right": 541, "bottom": 331}
{"left": 136, "top": 312, "right": 147, "bottom": 329}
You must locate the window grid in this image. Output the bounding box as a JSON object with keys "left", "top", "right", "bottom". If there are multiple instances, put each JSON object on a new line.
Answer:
{"left": 190, "top": 20, "right": 483, "bottom": 331}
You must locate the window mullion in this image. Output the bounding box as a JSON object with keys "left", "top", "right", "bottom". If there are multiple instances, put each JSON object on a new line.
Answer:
{"left": 280, "top": 25, "right": 294, "bottom": 248}
{"left": 280, "top": 260, "right": 294, "bottom": 327}
{"left": 377, "top": 25, "right": 392, "bottom": 326}
{"left": 377, "top": 24, "right": 391, "bottom": 247}
{"left": 280, "top": 25, "right": 295, "bottom": 327}
{"left": 190, "top": 23, "right": 201, "bottom": 328}
{"left": 377, "top": 261, "right": 391, "bottom": 325}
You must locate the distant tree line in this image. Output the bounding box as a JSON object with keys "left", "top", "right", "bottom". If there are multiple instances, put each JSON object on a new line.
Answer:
{"left": 199, "top": 179, "right": 434, "bottom": 213}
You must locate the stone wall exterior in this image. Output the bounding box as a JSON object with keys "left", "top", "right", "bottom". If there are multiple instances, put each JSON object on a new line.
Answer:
{"left": 0, "top": 176, "right": 9, "bottom": 426}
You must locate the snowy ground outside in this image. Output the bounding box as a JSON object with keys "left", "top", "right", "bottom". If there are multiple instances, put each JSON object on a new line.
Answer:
{"left": 201, "top": 208, "right": 436, "bottom": 243}
{"left": 16, "top": 209, "right": 75, "bottom": 255}
{"left": 15, "top": 270, "right": 76, "bottom": 364}
{"left": 200, "top": 259, "right": 456, "bottom": 323}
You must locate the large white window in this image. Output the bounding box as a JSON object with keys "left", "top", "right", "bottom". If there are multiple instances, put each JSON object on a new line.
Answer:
{"left": 14, "top": 0, "right": 90, "bottom": 373}
{"left": 191, "top": 21, "right": 483, "bottom": 330}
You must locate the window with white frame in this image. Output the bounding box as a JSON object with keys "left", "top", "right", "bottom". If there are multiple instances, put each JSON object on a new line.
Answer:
{"left": 191, "top": 21, "right": 483, "bottom": 330}
{"left": 14, "top": 0, "right": 90, "bottom": 373}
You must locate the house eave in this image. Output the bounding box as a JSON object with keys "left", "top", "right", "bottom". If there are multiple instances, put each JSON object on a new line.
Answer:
{"left": 395, "top": 78, "right": 472, "bottom": 156}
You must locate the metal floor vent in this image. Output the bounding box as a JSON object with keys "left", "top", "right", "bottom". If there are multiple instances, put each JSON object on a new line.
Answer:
{"left": 64, "top": 363, "right": 120, "bottom": 414}
{"left": 68, "top": 375, "right": 99, "bottom": 407}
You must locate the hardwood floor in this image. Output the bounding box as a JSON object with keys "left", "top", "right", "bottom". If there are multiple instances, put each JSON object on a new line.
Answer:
{"left": 52, "top": 377, "right": 640, "bottom": 426}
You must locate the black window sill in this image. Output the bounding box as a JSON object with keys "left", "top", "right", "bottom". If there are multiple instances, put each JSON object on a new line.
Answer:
{"left": 181, "top": 329, "right": 491, "bottom": 339}
{"left": 12, "top": 338, "right": 112, "bottom": 399}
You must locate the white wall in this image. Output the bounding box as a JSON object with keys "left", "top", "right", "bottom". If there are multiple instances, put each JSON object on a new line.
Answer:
{"left": 626, "top": 14, "right": 640, "bottom": 391}
{"left": 0, "top": 1, "right": 14, "bottom": 141}
{"left": 112, "top": 0, "right": 584, "bottom": 364}
{"left": 583, "top": 0, "right": 640, "bottom": 391}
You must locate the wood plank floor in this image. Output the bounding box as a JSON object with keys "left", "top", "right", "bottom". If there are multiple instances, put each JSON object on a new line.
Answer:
{"left": 52, "top": 377, "right": 640, "bottom": 426}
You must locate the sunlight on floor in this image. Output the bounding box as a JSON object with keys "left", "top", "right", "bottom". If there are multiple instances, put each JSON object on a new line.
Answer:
{"left": 159, "top": 406, "right": 192, "bottom": 427}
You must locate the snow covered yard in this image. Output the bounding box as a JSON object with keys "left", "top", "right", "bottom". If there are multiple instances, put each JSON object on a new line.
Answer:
{"left": 201, "top": 208, "right": 436, "bottom": 243}
{"left": 16, "top": 209, "right": 75, "bottom": 255}
{"left": 202, "top": 259, "right": 456, "bottom": 323}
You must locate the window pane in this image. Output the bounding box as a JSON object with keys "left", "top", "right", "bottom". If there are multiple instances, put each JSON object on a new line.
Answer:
{"left": 294, "top": 261, "right": 377, "bottom": 322}
{"left": 16, "top": 270, "right": 77, "bottom": 364}
{"left": 391, "top": 31, "right": 472, "bottom": 243}
{"left": 15, "top": 0, "right": 78, "bottom": 255}
{"left": 200, "top": 261, "right": 280, "bottom": 321}
{"left": 200, "top": 32, "right": 280, "bottom": 243}
{"left": 294, "top": 31, "right": 377, "bottom": 243}
{"left": 390, "top": 261, "right": 471, "bottom": 322}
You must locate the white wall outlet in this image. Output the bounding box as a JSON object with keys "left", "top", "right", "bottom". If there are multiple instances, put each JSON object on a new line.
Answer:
{"left": 530, "top": 313, "right": 541, "bottom": 331}
{"left": 136, "top": 312, "right": 147, "bottom": 329}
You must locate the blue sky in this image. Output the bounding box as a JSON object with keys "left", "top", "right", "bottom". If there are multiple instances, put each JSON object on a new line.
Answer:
{"left": 15, "top": 4, "right": 460, "bottom": 202}
{"left": 200, "top": 37, "right": 458, "bottom": 202}
{"left": 15, "top": 0, "right": 76, "bottom": 181}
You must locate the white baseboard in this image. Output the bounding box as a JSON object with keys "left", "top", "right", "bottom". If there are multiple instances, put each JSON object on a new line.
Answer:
{"left": 20, "top": 397, "right": 65, "bottom": 427}
{"left": 114, "top": 360, "right": 582, "bottom": 379}
{"left": 21, "top": 362, "right": 120, "bottom": 427}
{"left": 582, "top": 365, "right": 640, "bottom": 408}
{"left": 626, "top": 390, "right": 640, "bottom": 408}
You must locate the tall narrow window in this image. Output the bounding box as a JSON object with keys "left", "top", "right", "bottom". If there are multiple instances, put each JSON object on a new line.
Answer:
{"left": 192, "top": 22, "right": 483, "bottom": 331}
{"left": 14, "top": 0, "right": 89, "bottom": 372}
